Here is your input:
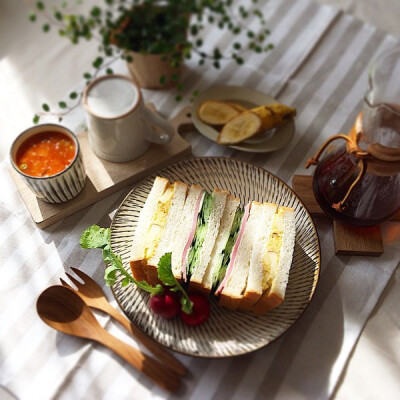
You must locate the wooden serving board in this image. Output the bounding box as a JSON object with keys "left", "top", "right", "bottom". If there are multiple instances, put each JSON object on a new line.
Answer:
{"left": 292, "top": 175, "right": 400, "bottom": 256}
{"left": 10, "top": 105, "right": 194, "bottom": 229}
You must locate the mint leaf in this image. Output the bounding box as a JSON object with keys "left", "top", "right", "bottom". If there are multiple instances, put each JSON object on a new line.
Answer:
{"left": 80, "top": 225, "right": 110, "bottom": 249}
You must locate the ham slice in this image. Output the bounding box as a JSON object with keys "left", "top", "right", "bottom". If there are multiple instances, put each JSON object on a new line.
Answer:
{"left": 181, "top": 190, "right": 205, "bottom": 281}
{"left": 215, "top": 202, "right": 250, "bottom": 295}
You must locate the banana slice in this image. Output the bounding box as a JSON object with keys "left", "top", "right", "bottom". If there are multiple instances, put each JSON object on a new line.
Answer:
{"left": 217, "top": 112, "right": 262, "bottom": 145}
{"left": 218, "top": 104, "right": 296, "bottom": 145}
{"left": 197, "top": 100, "right": 242, "bottom": 126}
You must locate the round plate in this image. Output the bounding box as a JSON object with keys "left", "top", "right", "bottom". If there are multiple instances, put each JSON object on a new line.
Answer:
{"left": 191, "top": 86, "right": 295, "bottom": 152}
{"left": 110, "top": 158, "right": 320, "bottom": 358}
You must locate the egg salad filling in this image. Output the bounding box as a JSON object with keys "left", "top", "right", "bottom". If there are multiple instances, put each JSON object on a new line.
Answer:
{"left": 143, "top": 184, "right": 174, "bottom": 259}
{"left": 262, "top": 210, "right": 284, "bottom": 291}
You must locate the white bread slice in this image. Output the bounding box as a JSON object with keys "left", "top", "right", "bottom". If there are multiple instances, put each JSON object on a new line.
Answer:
{"left": 253, "top": 207, "right": 296, "bottom": 315}
{"left": 146, "top": 181, "right": 188, "bottom": 285}
{"left": 130, "top": 177, "right": 169, "bottom": 282}
{"left": 239, "top": 203, "right": 278, "bottom": 311}
{"left": 219, "top": 202, "right": 263, "bottom": 310}
{"left": 189, "top": 188, "right": 228, "bottom": 294}
{"left": 171, "top": 185, "right": 204, "bottom": 281}
{"left": 200, "top": 195, "right": 240, "bottom": 293}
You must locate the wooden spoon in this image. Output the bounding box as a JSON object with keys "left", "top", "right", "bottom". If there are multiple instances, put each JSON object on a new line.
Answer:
{"left": 36, "top": 285, "right": 180, "bottom": 393}
{"left": 60, "top": 267, "right": 186, "bottom": 377}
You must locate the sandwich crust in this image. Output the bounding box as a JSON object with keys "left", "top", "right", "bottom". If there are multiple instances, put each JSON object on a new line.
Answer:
{"left": 130, "top": 260, "right": 149, "bottom": 283}
{"left": 147, "top": 263, "right": 161, "bottom": 285}
{"left": 239, "top": 290, "right": 261, "bottom": 311}
{"left": 188, "top": 280, "right": 210, "bottom": 296}
{"left": 252, "top": 292, "right": 283, "bottom": 315}
{"left": 219, "top": 292, "right": 242, "bottom": 310}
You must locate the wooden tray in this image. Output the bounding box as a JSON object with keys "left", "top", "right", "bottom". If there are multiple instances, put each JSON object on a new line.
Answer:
{"left": 9, "top": 105, "right": 194, "bottom": 228}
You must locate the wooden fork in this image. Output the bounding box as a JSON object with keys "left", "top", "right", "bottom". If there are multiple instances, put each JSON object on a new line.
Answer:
{"left": 60, "top": 267, "right": 186, "bottom": 377}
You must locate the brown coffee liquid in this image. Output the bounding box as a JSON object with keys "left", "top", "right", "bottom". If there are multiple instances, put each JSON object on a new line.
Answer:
{"left": 313, "top": 145, "right": 400, "bottom": 226}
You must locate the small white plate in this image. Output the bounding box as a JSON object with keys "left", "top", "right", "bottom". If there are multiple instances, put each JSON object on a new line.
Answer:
{"left": 192, "top": 85, "right": 295, "bottom": 153}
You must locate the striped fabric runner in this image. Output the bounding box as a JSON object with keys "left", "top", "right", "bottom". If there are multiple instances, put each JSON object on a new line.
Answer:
{"left": 1, "top": 0, "right": 399, "bottom": 399}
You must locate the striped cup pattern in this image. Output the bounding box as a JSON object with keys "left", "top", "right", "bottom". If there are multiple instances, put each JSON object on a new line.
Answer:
{"left": 10, "top": 124, "right": 86, "bottom": 203}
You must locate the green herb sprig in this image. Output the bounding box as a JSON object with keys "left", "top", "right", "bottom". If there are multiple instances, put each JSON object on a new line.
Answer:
{"left": 157, "top": 253, "right": 193, "bottom": 314}
{"left": 80, "top": 225, "right": 193, "bottom": 314}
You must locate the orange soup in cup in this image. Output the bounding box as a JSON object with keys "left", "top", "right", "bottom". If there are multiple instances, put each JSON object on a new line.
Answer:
{"left": 16, "top": 131, "right": 76, "bottom": 177}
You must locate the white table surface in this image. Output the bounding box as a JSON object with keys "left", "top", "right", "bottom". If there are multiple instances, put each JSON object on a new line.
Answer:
{"left": 314, "top": 4, "right": 400, "bottom": 400}
{"left": 1, "top": 1, "right": 399, "bottom": 399}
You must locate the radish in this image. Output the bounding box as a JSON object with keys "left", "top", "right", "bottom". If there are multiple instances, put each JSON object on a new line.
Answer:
{"left": 149, "top": 290, "right": 180, "bottom": 319}
{"left": 180, "top": 295, "right": 210, "bottom": 326}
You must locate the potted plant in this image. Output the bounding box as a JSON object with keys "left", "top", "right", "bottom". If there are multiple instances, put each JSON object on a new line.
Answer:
{"left": 29, "top": 0, "right": 273, "bottom": 122}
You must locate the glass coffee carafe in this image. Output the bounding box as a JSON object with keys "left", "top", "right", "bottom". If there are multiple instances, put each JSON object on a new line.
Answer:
{"left": 308, "top": 47, "right": 400, "bottom": 226}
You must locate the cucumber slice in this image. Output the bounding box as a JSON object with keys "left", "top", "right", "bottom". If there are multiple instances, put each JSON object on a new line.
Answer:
{"left": 212, "top": 207, "right": 244, "bottom": 290}
{"left": 187, "top": 192, "right": 214, "bottom": 277}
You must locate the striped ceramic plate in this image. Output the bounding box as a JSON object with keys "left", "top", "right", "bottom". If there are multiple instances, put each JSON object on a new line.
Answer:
{"left": 110, "top": 157, "right": 320, "bottom": 358}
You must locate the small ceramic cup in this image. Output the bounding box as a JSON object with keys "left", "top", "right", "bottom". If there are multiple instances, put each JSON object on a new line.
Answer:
{"left": 82, "top": 74, "right": 173, "bottom": 163}
{"left": 10, "top": 124, "right": 86, "bottom": 203}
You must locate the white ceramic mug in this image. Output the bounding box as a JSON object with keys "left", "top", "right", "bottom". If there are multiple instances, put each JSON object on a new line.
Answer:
{"left": 82, "top": 75, "right": 173, "bottom": 162}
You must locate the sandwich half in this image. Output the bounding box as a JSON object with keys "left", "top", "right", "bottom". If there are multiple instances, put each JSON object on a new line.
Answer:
{"left": 130, "top": 177, "right": 188, "bottom": 283}
{"left": 215, "top": 201, "right": 263, "bottom": 310}
{"left": 131, "top": 179, "right": 232, "bottom": 285}
{"left": 252, "top": 206, "right": 296, "bottom": 315}
{"left": 188, "top": 188, "right": 229, "bottom": 294}
{"left": 239, "top": 203, "right": 278, "bottom": 311}
{"left": 170, "top": 184, "right": 205, "bottom": 281}
{"left": 129, "top": 176, "right": 170, "bottom": 282}
{"left": 146, "top": 181, "right": 189, "bottom": 284}
{"left": 200, "top": 194, "right": 242, "bottom": 294}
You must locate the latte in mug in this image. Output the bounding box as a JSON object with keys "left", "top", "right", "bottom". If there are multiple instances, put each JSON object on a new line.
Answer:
{"left": 83, "top": 75, "right": 173, "bottom": 162}
{"left": 85, "top": 76, "right": 139, "bottom": 119}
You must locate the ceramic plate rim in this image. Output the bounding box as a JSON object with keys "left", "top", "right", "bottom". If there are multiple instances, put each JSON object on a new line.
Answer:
{"left": 110, "top": 157, "right": 321, "bottom": 358}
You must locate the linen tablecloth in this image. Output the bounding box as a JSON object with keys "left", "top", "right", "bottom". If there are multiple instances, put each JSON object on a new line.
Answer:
{"left": 1, "top": 0, "right": 399, "bottom": 399}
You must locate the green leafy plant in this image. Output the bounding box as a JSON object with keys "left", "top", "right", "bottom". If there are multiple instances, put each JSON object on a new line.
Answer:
{"left": 29, "top": 0, "right": 274, "bottom": 123}
{"left": 80, "top": 225, "right": 193, "bottom": 314}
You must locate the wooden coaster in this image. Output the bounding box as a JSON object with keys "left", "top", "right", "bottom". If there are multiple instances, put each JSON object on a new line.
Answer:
{"left": 9, "top": 105, "right": 194, "bottom": 229}
{"left": 292, "top": 175, "right": 399, "bottom": 256}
